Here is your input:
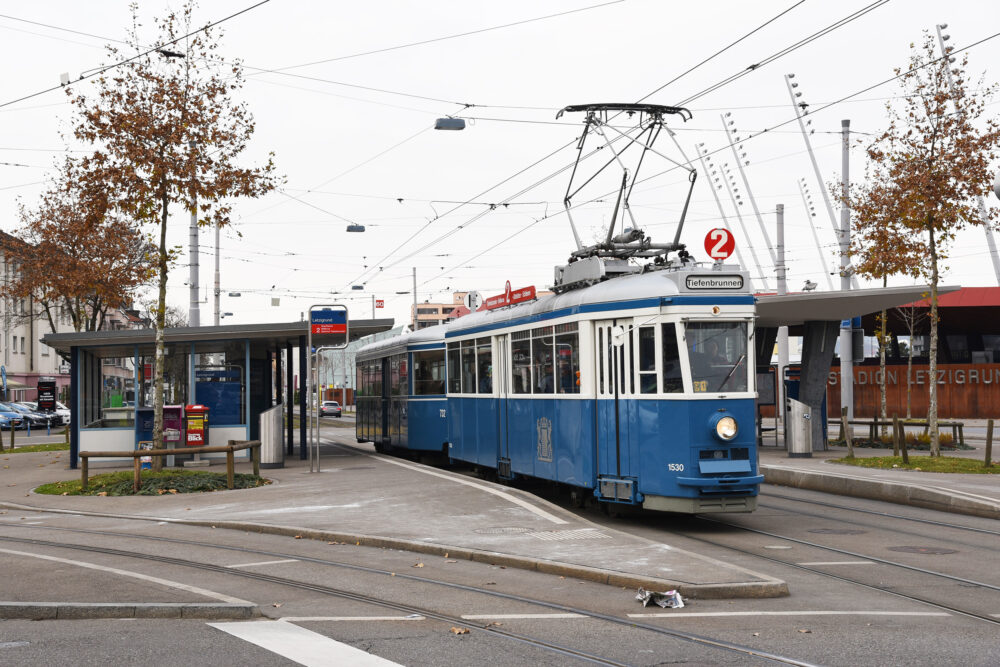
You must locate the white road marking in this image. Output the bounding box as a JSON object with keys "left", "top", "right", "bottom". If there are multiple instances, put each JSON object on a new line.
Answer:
{"left": 228, "top": 559, "right": 299, "bottom": 568}
{"left": 349, "top": 446, "right": 569, "bottom": 525}
{"left": 763, "top": 545, "right": 793, "bottom": 549}
{"left": 282, "top": 615, "right": 425, "bottom": 622}
{"left": 210, "top": 620, "right": 402, "bottom": 667}
{"left": 628, "top": 611, "right": 951, "bottom": 618}
{"left": 0, "top": 547, "right": 249, "bottom": 604}
{"left": 797, "top": 561, "right": 874, "bottom": 566}
{"left": 462, "top": 613, "right": 586, "bottom": 619}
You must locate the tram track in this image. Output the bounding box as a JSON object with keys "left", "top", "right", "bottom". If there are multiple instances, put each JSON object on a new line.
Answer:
{"left": 0, "top": 524, "right": 815, "bottom": 666}
{"left": 678, "top": 516, "right": 1000, "bottom": 627}
{"left": 758, "top": 491, "right": 1000, "bottom": 537}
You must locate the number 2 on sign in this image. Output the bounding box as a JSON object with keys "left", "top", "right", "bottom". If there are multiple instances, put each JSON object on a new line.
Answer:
{"left": 709, "top": 229, "right": 728, "bottom": 258}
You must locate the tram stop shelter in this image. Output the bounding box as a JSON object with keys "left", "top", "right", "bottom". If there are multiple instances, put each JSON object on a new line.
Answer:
{"left": 43, "top": 319, "right": 393, "bottom": 469}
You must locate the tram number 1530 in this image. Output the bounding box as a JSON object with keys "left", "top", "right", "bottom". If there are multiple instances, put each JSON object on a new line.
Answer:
{"left": 667, "top": 463, "right": 685, "bottom": 472}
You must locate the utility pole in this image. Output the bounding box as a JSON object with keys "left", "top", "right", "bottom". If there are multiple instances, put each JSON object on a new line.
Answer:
{"left": 839, "top": 119, "right": 854, "bottom": 420}
{"left": 776, "top": 204, "right": 788, "bottom": 431}
{"left": 213, "top": 221, "right": 220, "bottom": 326}
{"left": 189, "top": 193, "right": 200, "bottom": 327}
{"left": 189, "top": 140, "right": 200, "bottom": 327}
{"left": 935, "top": 24, "right": 1000, "bottom": 285}
{"left": 371, "top": 294, "right": 375, "bottom": 319}
{"left": 412, "top": 267, "right": 417, "bottom": 330}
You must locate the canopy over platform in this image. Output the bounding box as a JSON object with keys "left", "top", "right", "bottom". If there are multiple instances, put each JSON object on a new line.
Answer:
{"left": 755, "top": 286, "right": 960, "bottom": 332}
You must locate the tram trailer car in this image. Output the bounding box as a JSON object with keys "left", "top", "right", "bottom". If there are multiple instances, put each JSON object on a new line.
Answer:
{"left": 357, "top": 264, "right": 764, "bottom": 514}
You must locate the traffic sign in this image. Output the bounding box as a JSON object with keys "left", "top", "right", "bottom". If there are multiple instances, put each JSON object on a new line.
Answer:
{"left": 704, "top": 228, "right": 735, "bottom": 260}
{"left": 375, "top": 299, "right": 384, "bottom": 309}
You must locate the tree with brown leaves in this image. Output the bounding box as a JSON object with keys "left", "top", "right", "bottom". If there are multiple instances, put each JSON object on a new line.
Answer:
{"left": 67, "top": 2, "right": 278, "bottom": 459}
{"left": 848, "top": 34, "right": 1000, "bottom": 456}
{"left": 4, "top": 157, "right": 154, "bottom": 335}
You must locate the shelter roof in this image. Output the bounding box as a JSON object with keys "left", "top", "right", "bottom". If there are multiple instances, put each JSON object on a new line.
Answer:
{"left": 42, "top": 318, "right": 394, "bottom": 357}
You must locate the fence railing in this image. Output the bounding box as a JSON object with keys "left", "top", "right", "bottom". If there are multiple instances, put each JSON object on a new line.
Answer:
{"left": 79, "top": 440, "right": 261, "bottom": 492}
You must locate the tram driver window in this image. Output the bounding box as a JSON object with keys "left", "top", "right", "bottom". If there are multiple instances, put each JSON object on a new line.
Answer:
{"left": 687, "top": 322, "right": 748, "bottom": 393}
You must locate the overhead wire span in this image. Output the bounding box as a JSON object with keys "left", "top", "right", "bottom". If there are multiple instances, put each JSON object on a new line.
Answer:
{"left": 0, "top": 0, "right": 273, "bottom": 110}
{"left": 422, "top": 26, "right": 1000, "bottom": 293}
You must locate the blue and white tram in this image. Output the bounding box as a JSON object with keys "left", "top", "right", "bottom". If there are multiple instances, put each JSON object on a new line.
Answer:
{"left": 355, "top": 326, "right": 449, "bottom": 454}
{"left": 356, "top": 264, "right": 764, "bottom": 513}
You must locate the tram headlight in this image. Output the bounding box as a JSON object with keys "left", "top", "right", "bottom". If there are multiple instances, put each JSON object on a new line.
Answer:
{"left": 714, "top": 416, "right": 738, "bottom": 441}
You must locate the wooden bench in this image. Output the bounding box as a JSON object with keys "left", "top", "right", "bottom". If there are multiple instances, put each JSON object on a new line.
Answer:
{"left": 838, "top": 418, "right": 964, "bottom": 446}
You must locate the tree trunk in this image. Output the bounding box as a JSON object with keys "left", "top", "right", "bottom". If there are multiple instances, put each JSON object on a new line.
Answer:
{"left": 151, "top": 190, "right": 170, "bottom": 472}
{"left": 928, "top": 223, "right": 940, "bottom": 457}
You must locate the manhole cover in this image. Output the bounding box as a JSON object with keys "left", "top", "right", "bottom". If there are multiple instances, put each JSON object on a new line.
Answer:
{"left": 474, "top": 526, "right": 532, "bottom": 535}
{"left": 888, "top": 546, "right": 959, "bottom": 555}
{"left": 808, "top": 528, "right": 867, "bottom": 535}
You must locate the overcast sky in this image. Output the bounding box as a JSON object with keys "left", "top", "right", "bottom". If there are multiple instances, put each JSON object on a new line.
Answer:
{"left": 1, "top": 0, "right": 998, "bottom": 329}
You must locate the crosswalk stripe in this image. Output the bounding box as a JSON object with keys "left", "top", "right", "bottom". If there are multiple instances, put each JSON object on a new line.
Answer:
{"left": 210, "top": 620, "right": 402, "bottom": 667}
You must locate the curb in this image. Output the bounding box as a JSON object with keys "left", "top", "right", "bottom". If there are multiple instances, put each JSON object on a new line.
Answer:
{"left": 0, "top": 502, "right": 787, "bottom": 600}
{"left": 762, "top": 465, "right": 1000, "bottom": 520}
{"left": 178, "top": 519, "right": 790, "bottom": 600}
{"left": 0, "top": 602, "right": 260, "bottom": 620}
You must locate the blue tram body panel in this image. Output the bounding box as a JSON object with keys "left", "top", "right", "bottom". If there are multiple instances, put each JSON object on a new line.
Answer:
{"left": 400, "top": 398, "right": 448, "bottom": 452}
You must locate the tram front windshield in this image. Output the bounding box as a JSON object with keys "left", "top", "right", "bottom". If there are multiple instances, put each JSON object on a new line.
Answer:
{"left": 687, "top": 321, "right": 748, "bottom": 393}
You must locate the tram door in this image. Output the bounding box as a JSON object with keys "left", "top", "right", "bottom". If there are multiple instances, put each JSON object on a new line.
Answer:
{"left": 495, "top": 334, "right": 512, "bottom": 478}
{"left": 594, "top": 320, "right": 634, "bottom": 494}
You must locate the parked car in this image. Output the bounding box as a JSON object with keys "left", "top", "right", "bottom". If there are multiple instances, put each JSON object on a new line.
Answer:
{"left": 0, "top": 404, "right": 24, "bottom": 430}
{"left": 1, "top": 402, "right": 52, "bottom": 428}
{"left": 319, "top": 400, "right": 342, "bottom": 417}
{"left": 20, "top": 401, "right": 70, "bottom": 426}
{"left": 11, "top": 402, "right": 59, "bottom": 428}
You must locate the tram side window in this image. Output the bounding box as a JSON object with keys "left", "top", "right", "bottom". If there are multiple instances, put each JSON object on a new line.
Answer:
{"left": 661, "top": 323, "right": 683, "bottom": 393}
{"left": 356, "top": 363, "right": 364, "bottom": 397}
{"left": 476, "top": 338, "right": 492, "bottom": 393}
{"left": 447, "top": 342, "right": 461, "bottom": 393}
{"left": 554, "top": 323, "right": 580, "bottom": 394}
{"left": 397, "top": 354, "right": 410, "bottom": 396}
{"left": 532, "top": 326, "right": 554, "bottom": 394}
{"left": 414, "top": 350, "right": 446, "bottom": 395}
{"left": 638, "top": 326, "right": 657, "bottom": 394}
{"left": 461, "top": 341, "right": 477, "bottom": 393}
{"left": 371, "top": 359, "right": 382, "bottom": 396}
{"left": 512, "top": 331, "right": 532, "bottom": 394}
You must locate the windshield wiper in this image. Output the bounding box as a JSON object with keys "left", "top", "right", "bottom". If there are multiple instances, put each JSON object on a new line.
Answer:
{"left": 715, "top": 353, "right": 746, "bottom": 392}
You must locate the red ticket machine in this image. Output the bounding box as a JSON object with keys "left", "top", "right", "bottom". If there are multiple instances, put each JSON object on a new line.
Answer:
{"left": 184, "top": 404, "right": 210, "bottom": 447}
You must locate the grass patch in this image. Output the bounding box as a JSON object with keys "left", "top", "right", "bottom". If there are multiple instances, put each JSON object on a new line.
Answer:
{"left": 36, "top": 469, "right": 271, "bottom": 496}
{"left": 5, "top": 443, "right": 70, "bottom": 453}
{"left": 830, "top": 455, "right": 999, "bottom": 474}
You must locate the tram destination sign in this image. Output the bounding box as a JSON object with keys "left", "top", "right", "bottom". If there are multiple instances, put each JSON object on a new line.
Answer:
{"left": 684, "top": 275, "right": 745, "bottom": 290}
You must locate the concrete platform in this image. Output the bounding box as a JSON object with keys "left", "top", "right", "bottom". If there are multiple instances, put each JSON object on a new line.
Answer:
{"left": 760, "top": 443, "right": 1000, "bottom": 520}
{"left": 0, "top": 430, "right": 787, "bottom": 600}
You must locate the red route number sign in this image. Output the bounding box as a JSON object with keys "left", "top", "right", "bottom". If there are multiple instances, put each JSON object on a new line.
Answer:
{"left": 375, "top": 299, "right": 384, "bottom": 308}
{"left": 704, "top": 228, "right": 735, "bottom": 260}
